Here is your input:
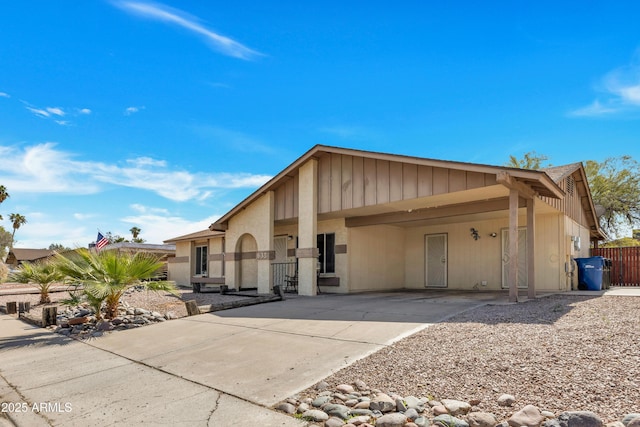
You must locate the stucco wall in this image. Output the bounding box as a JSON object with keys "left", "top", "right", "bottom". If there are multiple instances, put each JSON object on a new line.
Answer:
{"left": 167, "top": 240, "right": 191, "bottom": 287}
{"left": 403, "top": 213, "right": 572, "bottom": 292}
{"left": 348, "top": 224, "right": 405, "bottom": 292}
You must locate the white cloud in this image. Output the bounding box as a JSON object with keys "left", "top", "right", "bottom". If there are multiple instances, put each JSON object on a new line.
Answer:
{"left": 0, "top": 92, "right": 10, "bottom": 98}
{"left": 568, "top": 100, "right": 617, "bottom": 117}
{"left": 26, "top": 106, "right": 50, "bottom": 118}
{"left": 113, "top": 1, "right": 263, "bottom": 60}
{"left": 79, "top": 108, "right": 92, "bottom": 115}
{"left": 0, "top": 143, "right": 272, "bottom": 202}
{"left": 46, "top": 107, "right": 65, "bottom": 116}
{"left": 124, "top": 106, "right": 144, "bottom": 115}
{"left": 120, "top": 210, "right": 220, "bottom": 244}
{"left": 570, "top": 50, "right": 640, "bottom": 117}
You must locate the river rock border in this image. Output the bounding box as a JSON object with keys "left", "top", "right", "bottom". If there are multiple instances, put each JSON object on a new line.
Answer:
{"left": 275, "top": 381, "right": 640, "bottom": 427}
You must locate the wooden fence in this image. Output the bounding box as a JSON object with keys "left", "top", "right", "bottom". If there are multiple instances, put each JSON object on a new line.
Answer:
{"left": 592, "top": 247, "right": 640, "bottom": 286}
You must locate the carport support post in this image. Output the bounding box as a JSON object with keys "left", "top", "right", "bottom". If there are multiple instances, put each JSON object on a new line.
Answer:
{"left": 297, "top": 159, "right": 318, "bottom": 296}
{"left": 509, "top": 189, "right": 519, "bottom": 303}
{"left": 527, "top": 197, "right": 536, "bottom": 300}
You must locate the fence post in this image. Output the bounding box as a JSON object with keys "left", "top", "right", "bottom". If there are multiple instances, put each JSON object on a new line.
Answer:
{"left": 42, "top": 306, "right": 57, "bottom": 327}
{"left": 6, "top": 302, "right": 17, "bottom": 314}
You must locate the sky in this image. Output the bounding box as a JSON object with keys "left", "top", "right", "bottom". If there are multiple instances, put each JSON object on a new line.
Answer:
{"left": 1, "top": 1, "right": 640, "bottom": 249}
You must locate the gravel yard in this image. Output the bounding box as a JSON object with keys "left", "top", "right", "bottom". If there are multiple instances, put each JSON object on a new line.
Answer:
{"left": 296, "top": 294, "right": 640, "bottom": 423}
{"left": 0, "top": 283, "right": 249, "bottom": 320}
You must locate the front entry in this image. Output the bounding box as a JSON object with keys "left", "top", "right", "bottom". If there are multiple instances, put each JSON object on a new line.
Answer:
{"left": 501, "top": 227, "right": 528, "bottom": 289}
{"left": 425, "top": 233, "right": 448, "bottom": 288}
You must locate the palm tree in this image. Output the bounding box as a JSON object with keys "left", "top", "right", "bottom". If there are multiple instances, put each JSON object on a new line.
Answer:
{"left": 9, "top": 213, "right": 27, "bottom": 246}
{"left": 0, "top": 185, "right": 8, "bottom": 221}
{"left": 54, "top": 248, "right": 177, "bottom": 319}
{"left": 9, "top": 259, "right": 65, "bottom": 304}
{"left": 0, "top": 185, "right": 8, "bottom": 204}
{"left": 130, "top": 227, "right": 141, "bottom": 240}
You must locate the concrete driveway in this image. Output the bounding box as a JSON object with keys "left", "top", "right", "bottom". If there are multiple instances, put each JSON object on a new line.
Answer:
{"left": 0, "top": 291, "right": 498, "bottom": 426}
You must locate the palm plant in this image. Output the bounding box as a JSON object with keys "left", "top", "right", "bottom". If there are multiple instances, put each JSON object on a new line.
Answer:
{"left": 9, "top": 213, "right": 27, "bottom": 240}
{"left": 9, "top": 259, "right": 64, "bottom": 304}
{"left": 54, "top": 248, "right": 177, "bottom": 319}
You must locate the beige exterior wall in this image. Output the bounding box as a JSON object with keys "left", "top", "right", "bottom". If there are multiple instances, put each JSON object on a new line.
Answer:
{"left": 402, "top": 213, "right": 576, "bottom": 292}
{"left": 167, "top": 240, "right": 191, "bottom": 287}
{"left": 224, "top": 191, "right": 274, "bottom": 292}
{"left": 348, "top": 224, "right": 405, "bottom": 292}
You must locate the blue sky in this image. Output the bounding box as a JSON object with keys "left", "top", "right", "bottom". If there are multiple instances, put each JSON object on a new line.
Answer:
{"left": 1, "top": 1, "right": 640, "bottom": 248}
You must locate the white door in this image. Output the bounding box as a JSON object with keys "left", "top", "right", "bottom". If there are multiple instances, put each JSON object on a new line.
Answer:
{"left": 501, "top": 228, "right": 528, "bottom": 289}
{"left": 425, "top": 233, "right": 447, "bottom": 288}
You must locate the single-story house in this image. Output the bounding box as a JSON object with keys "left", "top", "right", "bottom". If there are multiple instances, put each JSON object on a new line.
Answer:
{"left": 99, "top": 242, "right": 176, "bottom": 279}
{"left": 4, "top": 248, "right": 56, "bottom": 269}
{"left": 165, "top": 145, "right": 605, "bottom": 302}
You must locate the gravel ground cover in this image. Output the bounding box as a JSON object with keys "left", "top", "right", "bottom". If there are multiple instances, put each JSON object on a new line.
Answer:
{"left": 0, "top": 283, "right": 248, "bottom": 320}
{"left": 296, "top": 294, "right": 640, "bottom": 423}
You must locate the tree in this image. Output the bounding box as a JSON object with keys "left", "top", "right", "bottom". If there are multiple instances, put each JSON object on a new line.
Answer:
{"left": 54, "top": 248, "right": 177, "bottom": 319}
{"left": 9, "top": 213, "right": 27, "bottom": 245}
{"left": 130, "top": 227, "right": 141, "bottom": 239}
{"left": 0, "top": 227, "right": 11, "bottom": 260}
{"left": 505, "top": 151, "right": 551, "bottom": 170}
{"left": 48, "top": 243, "right": 71, "bottom": 251}
{"left": 600, "top": 237, "right": 640, "bottom": 248}
{"left": 508, "top": 152, "right": 640, "bottom": 237}
{"left": 8, "top": 259, "right": 65, "bottom": 304}
{"left": 0, "top": 185, "right": 8, "bottom": 221}
{"left": 129, "top": 226, "right": 145, "bottom": 243}
{"left": 585, "top": 156, "right": 640, "bottom": 236}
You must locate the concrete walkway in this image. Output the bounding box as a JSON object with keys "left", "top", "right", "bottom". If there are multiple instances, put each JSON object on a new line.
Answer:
{"left": 1, "top": 288, "right": 636, "bottom": 426}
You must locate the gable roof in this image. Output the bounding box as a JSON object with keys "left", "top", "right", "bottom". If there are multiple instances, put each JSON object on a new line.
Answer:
{"left": 5, "top": 248, "right": 55, "bottom": 265}
{"left": 164, "top": 228, "right": 224, "bottom": 244}
{"left": 210, "top": 145, "right": 566, "bottom": 231}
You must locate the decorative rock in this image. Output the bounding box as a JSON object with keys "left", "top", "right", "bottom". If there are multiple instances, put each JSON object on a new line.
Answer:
{"left": 301, "top": 409, "right": 329, "bottom": 422}
{"left": 498, "top": 394, "right": 516, "bottom": 407}
{"left": 628, "top": 420, "right": 640, "bottom": 427}
{"left": 607, "top": 423, "right": 625, "bottom": 427}
{"left": 297, "top": 402, "right": 310, "bottom": 413}
{"left": 323, "top": 403, "right": 351, "bottom": 420}
{"left": 349, "top": 408, "right": 373, "bottom": 417}
{"left": 509, "top": 405, "right": 545, "bottom": 427}
{"left": 442, "top": 399, "right": 471, "bottom": 416}
{"left": 396, "top": 398, "right": 407, "bottom": 412}
{"left": 433, "top": 414, "right": 470, "bottom": 427}
{"left": 337, "top": 384, "right": 355, "bottom": 394}
{"left": 353, "top": 401, "right": 370, "bottom": 409}
{"left": 354, "top": 379, "right": 368, "bottom": 391}
{"left": 468, "top": 412, "right": 498, "bottom": 427}
{"left": 623, "top": 415, "right": 640, "bottom": 426}
{"left": 414, "top": 417, "right": 429, "bottom": 427}
{"left": 275, "top": 402, "right": 296, "bottom": 414}
{"left": 404, "top": 396, "right": 425, "bottom": 411}
{"left": 405, "top": 408, "right": 420, "bottom": 421}
{"left": 348, "top": 415, "right": 371, "bottom": 425}
{"left": 369, "top": 393, "right": 396, "bottom": 413}
{"left": 325, "top": 417, "right": 345, "bottom": 427}
{"left": 433, "top": 405, "right": 449, "bottom": 415}
{"left": 344, "top": 399, "right": 359, "bottom": 407}
{"left": 312, "top": 395, "right": 332, "bottom": 407}
{"left": 68, "top": 316, "right": 88, "bottom": 326}
{"left": 552, "top": 411, "right": 603, "bottom": 427}
{"left": 316, "top": 381, "right": 330, "bottom": 391}
{"left": 375, "top": 412, "right": 407, "bottom": 427}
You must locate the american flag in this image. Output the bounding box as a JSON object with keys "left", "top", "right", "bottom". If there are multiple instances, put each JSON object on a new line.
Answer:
{"left": 96, "top": 232, "right": 109, "bottom": 251}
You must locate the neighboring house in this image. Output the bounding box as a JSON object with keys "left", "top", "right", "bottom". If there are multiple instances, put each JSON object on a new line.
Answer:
{"left": 99, "top": 242, "right": 176, "bottom": 279}
{"left": 165, "top": 145, "right": 605, "bottom": 301}
{"left": 5, "top": 248, "right": 55, "bottom": 269}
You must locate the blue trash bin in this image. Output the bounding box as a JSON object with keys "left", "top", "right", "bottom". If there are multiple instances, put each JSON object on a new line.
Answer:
{"left": 574, "top": 257, "right": 605, "bottom": 291}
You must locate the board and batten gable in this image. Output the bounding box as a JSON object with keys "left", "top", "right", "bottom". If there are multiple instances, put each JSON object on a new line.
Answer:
{"left": 273, "top": 151, "right": 499, "bottom": 221}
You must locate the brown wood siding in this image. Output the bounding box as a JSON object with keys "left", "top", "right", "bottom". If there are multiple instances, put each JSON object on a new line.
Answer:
{"left": 539, "top": 173, "right": 589, "bottom": 228}
{"left": 273, "top": 153, "right": 500, "bottom": 220}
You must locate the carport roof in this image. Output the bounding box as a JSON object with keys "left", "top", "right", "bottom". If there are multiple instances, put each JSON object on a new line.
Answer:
{"left": 210, "top": 145, "right": 566, "bottom": 231}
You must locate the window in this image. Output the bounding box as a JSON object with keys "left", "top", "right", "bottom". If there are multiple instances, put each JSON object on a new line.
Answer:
{"left": 317, "top": 233, "right": 335, "bottom": 274}
{"left": 195, "top": 245, "right": 208, "bottom": 276}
